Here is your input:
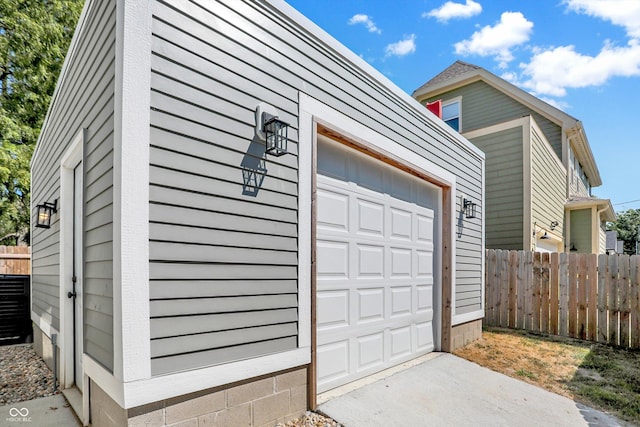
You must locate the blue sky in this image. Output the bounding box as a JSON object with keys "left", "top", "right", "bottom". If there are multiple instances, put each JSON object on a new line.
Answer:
{"left": 285, "top": 0, "right": 640, "bottom": 213}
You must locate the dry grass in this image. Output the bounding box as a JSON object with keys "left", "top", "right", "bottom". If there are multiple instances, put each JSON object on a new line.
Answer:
{"left": 454, "top": 327, "right": 640, "bottom": 425}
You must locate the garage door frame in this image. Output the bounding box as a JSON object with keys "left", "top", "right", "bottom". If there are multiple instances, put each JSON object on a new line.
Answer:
{"left": 298, "top": 93, "right": 457, "bottom": 409}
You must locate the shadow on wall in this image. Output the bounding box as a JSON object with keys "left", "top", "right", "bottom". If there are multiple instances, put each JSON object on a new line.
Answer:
{"left": 457, "top": 206, "right": 464, "bottom": 238}
{"left": 241, "top": 137, "right": 267, "bottom": 196}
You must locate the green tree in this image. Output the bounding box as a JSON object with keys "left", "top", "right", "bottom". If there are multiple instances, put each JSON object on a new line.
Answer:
{"left": 0, "top": 0, "right": 84, "bottom": 244}
{"left": 607, "top": 209, "right": 640, "bottom": 255}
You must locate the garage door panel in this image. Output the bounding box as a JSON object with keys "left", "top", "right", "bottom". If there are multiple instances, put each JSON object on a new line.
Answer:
{"left": 356, "top": 244, "right": 385, "bottom": 278}
{"left": 317, "top": 240, "right": 349, "bottom": 277}
{"left": 317, "top": 341, "right": 349, "bottom": 384}
{"left": 317, "top": 188, "right": 349, "bottom": 232}
{"left": 357, "top": 288, "right": 385, "bottom": 323}
{"left": 390, "top": 248, "right": 412, "bottom": 278}
{"left": 417, "top": 214, "right": 434, "bottom": 243}
{"left": 416, "top": 250, "right": 434, "bottom": 277}
{"left": 317, "top": 290, "right": 349, "bottom": 330}
{"left": 417, "top": 321, "right": 435, "bottom": 351}
{"left": 317, "top": 139, "right": 437, "bottom": 393}
{"left": 357, "top": 199, "right": 385, "bottom": 236}
{"left": 356, "top": 332, "right": 384, "bottom": 371}
{"left": 390, "top": 208, "right": 412, "bottom": 240}
{"left": 417, "top": 285, "right": 434, "bottom": 311}
{"left": 390, "top": 286, "right": 412, "bottom": 317}
{"left": 390, "top": 326, "right": 412, "bottom": 360}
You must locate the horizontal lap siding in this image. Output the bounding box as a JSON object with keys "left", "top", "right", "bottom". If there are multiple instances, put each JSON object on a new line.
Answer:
{"left": 531, "top": 123, "right": 566, "bottom": 243}
{"left": 31, "top": 0, "right": 116, "bottom": 374}
{"left": 430, "top": 81, "right": 563, "bottom": 160}
{"left": 470, "top": 127, "right": 523, "bottom": 250}
{"left": 571, "top": 209, "right": 592, "bottom": 253}
{"left": 149, "top": 0, "right": 483, "bottom": 375}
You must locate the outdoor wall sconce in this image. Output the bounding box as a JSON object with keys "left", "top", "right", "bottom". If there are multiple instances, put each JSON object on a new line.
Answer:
{"left": 35, "top": 199, "right": 58, "bottom": 229}
{"left": 256, "top": 103, "right": 290, "bottom": 157}
{"left": 263, "top": 114, "right": 289, "bottom": 157}
{"left": 533, "top": 221, "right": 550, "bottom": 239}
{"left": 550, "top": 221, "right": 559, "bottom": 231}
{"left": 463, "top": 198, "right": 477, "bottom": 219}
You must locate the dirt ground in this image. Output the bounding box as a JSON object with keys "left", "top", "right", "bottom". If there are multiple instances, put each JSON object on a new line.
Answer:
{"left": 454, "top": 327, "right": 640, "bottom": 424}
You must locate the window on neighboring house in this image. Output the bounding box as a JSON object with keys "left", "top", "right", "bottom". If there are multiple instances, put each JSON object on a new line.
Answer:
{"left": 442, "top": 100, "right": 460, "bottom": 132}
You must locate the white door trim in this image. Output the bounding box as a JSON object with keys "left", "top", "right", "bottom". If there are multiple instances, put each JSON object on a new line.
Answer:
{"left": 59, "top": 129, "right": 84, "bottom": 390}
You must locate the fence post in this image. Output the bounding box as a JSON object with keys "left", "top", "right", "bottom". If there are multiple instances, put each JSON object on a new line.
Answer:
{"left": 517, "top": 250, "right": 526, "bottom": 329}
{"left": 577, "top": 254, "right": 588, "bottom": 340}
{"left": 597, "top": 254, "right": 608, "bottom": 343}
{"left": 484, "top": 249, "right": 495, "bottom": 326}
{"left": 619, "top": 255, "right": 630, "bottom": 348}
{"left": 540, "top": 253, "right": 550, "bottom": 334}
{"left": 568, "top": 253, "right": 579, "bottom": 338}
{"left": 631, "top": 256, "right": 640, "bottom": 349}
{"left": 508, "top": 251, "right": 518, "bottom": 328}
{"left": 608, "top": 255, "right": 619, "bottom": 346}
{"left": 532, "top": 252, "right": 542, "bottom": 333}
{"left": 549, "top": 253, "right": 559, "bottom": 335}
{"left": 524, "top": 251, "right": 533, "bottom": 331}
{"left": 559, "top": 253, "right": 569, "bottom": 337}
{"left": 587, "top": 254, "right": 598, "bottom": 342}
{"left": 500, "top": 250, "right": 509, "bottom": 327}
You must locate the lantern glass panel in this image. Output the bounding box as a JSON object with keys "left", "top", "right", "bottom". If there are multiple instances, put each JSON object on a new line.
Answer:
{"left": 36, "top": 204, "right": 52, "bottom": 228}
{"left": 264, "top": 117, "right": 288, "bottom": 157}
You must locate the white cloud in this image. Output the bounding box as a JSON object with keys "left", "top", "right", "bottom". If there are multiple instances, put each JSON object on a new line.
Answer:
{"left": 348, "top": 14, "right": 381, "bottom": 34}
{"left": 454, "top": 12, "right": 533, "bottom": 67}
{"left": 385, "top": 34, "right": 417, "bottom": 57}
{"left": 519, "top": 40, "right": 640, "bottom": 96}
{"left": 424, "top": 0, "right": 482, "bottom": 23}
{"left": 564, "top": 0, "right": 640, "bottom": 39}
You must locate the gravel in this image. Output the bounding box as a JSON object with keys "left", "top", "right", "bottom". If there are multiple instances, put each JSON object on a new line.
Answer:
{"left": 275, "top": 411, "right": 342, "bottom": 427}
{"left": 0, "top": 344, "right": 57, "bottom": 406}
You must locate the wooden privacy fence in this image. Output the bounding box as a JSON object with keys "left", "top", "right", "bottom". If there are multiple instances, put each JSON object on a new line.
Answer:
{"left": 485, "top": 250, "right": 640, "bottom": 349}
{"left": 0, "top": 246, "right": 31, "bottom": 275}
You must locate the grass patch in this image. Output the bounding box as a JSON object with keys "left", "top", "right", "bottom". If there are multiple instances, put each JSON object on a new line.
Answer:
{"left": 454, "top": 327, "right": 640, "bottom": 425}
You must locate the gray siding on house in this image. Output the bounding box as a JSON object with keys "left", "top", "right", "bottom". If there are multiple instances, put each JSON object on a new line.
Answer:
{"left": 31, "top": 0, "right": 115, "bottom": 371}
{"left": 570, "top": 208, "right": 592, "bottom": 253}
{"left": 428, "top": 81, "right": 563, "bottom": 160}
{"left": 470, "top": 127, "right": 523, "bottom": 250}
{"left": 148, "top": 0, "right": 483, "bottom": 374}
{"left": 531, "top": 122, "right": 565, "bottom": 243}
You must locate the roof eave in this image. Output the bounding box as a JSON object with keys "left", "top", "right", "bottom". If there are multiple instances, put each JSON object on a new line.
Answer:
{"left": 567, "top": 122, "right": 602, "bottom": 188}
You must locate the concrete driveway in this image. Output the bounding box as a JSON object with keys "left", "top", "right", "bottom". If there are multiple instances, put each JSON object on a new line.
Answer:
{"left": 318, "top": 353, "right": 627, "bottom": 427}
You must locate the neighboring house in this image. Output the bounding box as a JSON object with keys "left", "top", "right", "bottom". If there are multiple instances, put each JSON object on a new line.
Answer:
{"left": 413, "top": 61, "right": 614, "bottom": 254}
{"left": 30, "top": 2, "right": 485, "bottom": 426}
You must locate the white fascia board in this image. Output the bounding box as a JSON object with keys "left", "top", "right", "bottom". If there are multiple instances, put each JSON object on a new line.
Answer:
{"left": 267, "top": 0, "right": 484, "bottom": 161}
{"left": 113, "top": 0, "right": 152, "bottom": 382}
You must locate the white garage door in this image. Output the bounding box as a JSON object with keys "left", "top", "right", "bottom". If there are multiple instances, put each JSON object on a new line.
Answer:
{"left": 316, "top": 137, "right": 438, "bottom": 393}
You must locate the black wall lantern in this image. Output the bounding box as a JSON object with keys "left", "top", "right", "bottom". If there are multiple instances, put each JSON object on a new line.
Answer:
{"left": 262, "top": 113, "right": 289, "bottom": 157}
{"left": 256, "top": 103, "right": 290, "bottom": 157}
{"left": 35, "top": 200, "right": 58, "bottom": 229}
{"left": 463, "top": 198, "right": 477, "bottom": 219}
